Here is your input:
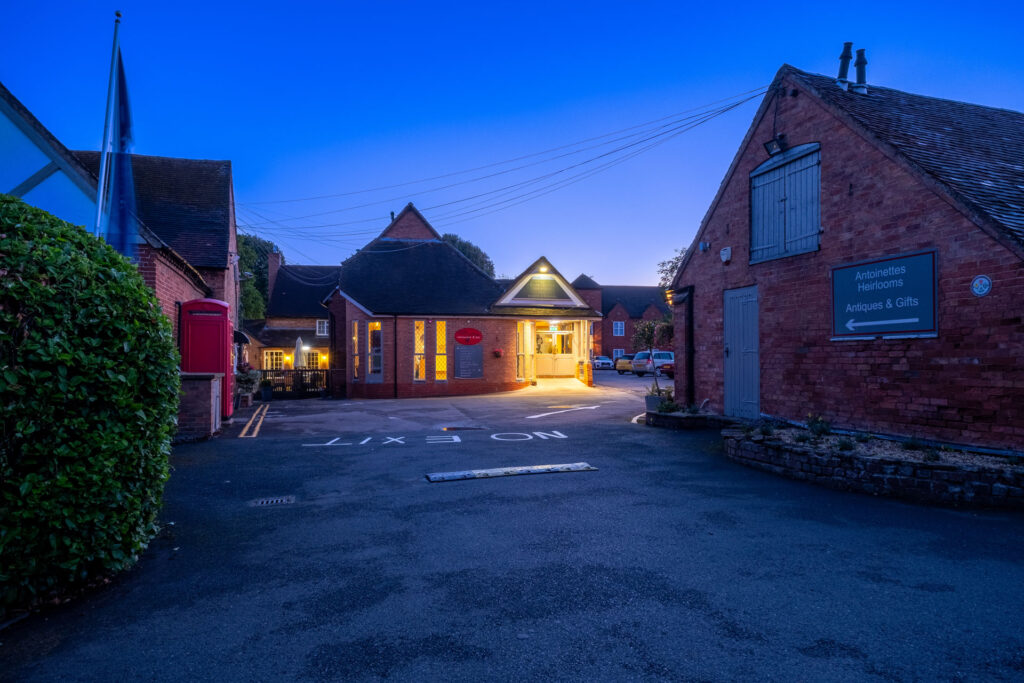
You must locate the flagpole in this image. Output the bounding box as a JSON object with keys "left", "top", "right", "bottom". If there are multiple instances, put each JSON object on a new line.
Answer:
{"left": 93, "top": 10, "right": 122, "bottom": 237}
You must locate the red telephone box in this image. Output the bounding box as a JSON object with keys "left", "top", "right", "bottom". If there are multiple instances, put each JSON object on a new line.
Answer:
{"left": 180, "top": 298, "right": 233, "bottom": 418}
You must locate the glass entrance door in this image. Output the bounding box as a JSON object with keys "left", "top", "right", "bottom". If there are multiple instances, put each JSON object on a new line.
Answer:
{"left": 534, "top": 323, "right": 576, "bottom": 376}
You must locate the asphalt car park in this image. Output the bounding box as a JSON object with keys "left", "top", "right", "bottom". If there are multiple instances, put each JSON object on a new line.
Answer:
{"left": 3, "top": 383, "right": 1023, "bottom": 681}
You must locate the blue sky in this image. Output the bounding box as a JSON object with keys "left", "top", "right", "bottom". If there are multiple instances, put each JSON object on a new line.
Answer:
{"left": 4, "top": 1, "right": 1023, "bottom": 284}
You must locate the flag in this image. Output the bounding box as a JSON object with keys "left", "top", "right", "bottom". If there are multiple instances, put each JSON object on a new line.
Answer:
{"left": 104, "top": 49, "right": 137, "bottom": 259}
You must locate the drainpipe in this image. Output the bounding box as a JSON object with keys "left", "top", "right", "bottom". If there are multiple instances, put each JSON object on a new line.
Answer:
{"left": 673, "top": 286, "right": 696, "bottom": 407}
{"left": 393, "top": 316, "right": 398, "bottom": 398}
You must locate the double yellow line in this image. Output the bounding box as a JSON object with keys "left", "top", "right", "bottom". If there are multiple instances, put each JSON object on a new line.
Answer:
{"left": 239, "top": 403, "right": 269, "bottom": 438}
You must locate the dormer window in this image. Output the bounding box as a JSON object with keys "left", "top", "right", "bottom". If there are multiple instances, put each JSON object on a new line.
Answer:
{"left": 750, "top": 143, "right": 821, "bottom": 263}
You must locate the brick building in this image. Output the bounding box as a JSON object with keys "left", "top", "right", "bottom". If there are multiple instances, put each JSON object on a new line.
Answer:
{"left": 245, "top": 252, "right": 337, "bottom": 370}
{"left": 323, "top": 204, "right": 602, "bottom": 398}
{"left": 670, "top": 54, "right": 1024, "bottom": 450}
{"left": 571, "top": 275, "right": 670, "bottom": 360}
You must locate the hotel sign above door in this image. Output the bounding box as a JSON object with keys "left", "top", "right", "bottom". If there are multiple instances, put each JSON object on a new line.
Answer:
{"left": 831, "top": 251, "right": 937, "bottom": 338}
{"left": 454, "top": 328, "right": 483, "bottom": 345}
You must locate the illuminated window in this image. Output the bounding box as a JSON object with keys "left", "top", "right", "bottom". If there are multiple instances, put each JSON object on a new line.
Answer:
{"left": 316, "top": 319, "right": 328, "bottom": 336}
{"left": 264, "top": 350, "right": 283, "bottom": 370}
{"left": 413, "top": 321, "right": 426, "bottom": 381}
{"left": 305, "top": 351, "right": 320, "bottom": 368}
{"left": 613, "top": 321, "right": 625, "bottom": 336}
{"left": 351, "top": 322, "right": 359, "bottom": 381}
{"left": 435, "top": 320, "right": 447, "bottom": 381}
{"left": 368, "top": 321, "right": 382, "bottom": 377}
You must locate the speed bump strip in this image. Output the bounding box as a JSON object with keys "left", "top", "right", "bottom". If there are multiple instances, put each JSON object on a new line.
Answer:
{"left": 425, "top": 462, "right": 597, "bottom": 483}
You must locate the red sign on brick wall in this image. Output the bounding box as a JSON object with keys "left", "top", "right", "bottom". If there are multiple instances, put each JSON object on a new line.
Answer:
{"left": 454, "top": 328, "right": 483, "bottom": 345}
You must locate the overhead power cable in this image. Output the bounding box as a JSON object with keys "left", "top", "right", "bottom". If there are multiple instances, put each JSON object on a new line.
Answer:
{"left": 240, "top": 84, "right": 769, "bottom": 206}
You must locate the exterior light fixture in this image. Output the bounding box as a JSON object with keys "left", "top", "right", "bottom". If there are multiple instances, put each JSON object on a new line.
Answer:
{"left": 539, "top": 266, "right": 549, "bottom": 273}
{"left": 302, "top": 345, "right": 311, "bottom": 351}
{"left": 763, "top": 134, "right": 788, "bottom": 156}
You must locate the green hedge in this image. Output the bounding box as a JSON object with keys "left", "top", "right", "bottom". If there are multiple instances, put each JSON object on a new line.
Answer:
{"left": 0, "top": 195, "right": 180, "bottom": 616}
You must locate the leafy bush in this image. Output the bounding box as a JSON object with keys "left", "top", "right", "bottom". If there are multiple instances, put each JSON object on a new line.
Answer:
{"left": 807, "top": 414, "right": 832, "bottom": 437}
{"left": 0, "top": 196, "right": 179, "bottom": 616}
{"left": 837, "top": 438, "right": 855, "bottom": 451}
{"left": 758, "top": 421, "right": 774, "bottom": 437}
{"left": 854, "top": 433, "right": 871, "bottom": 443}
{"left": 657, "top": 400, "right": 682, "bottom": 413}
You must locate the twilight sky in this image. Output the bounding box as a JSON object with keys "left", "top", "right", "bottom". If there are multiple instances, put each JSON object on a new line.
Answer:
{"left": 4, "top": 1, "right": 1023, "bottom": 284}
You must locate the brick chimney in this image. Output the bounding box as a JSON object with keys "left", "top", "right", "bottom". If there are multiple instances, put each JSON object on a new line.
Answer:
{"left": 267, "top": 247, "right": 283, "bottom": 306}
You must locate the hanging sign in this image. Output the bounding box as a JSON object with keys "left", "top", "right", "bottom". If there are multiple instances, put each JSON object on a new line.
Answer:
{"left": 831, "top": 251, "right": 937, "bottom": 337}
{"left": 454, "top": 328, "right": 483, "bottom": 345}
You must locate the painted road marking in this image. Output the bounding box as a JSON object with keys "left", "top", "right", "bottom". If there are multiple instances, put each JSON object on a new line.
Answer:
{"left": 525, "top": 406, "right": 599, "bottom": 419}
{"left": 425, "top": 462, "right": 597, "bottom": 483}
{"left": 301, "top": 431, "right": 567, "bottom": 447}
{"left": 239, "top": 404, "right": 269, "bottom": 438}
{"left": 630, "top": 413, "right": 646, "bottom": 424}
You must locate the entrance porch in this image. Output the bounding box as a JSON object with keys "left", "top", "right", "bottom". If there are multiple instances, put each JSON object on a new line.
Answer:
{"left": 514, "top": 319, "right": 594, "bottom": 385}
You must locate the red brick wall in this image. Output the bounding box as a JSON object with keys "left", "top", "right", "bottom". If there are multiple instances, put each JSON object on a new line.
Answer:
{"left": 136, "top": 245, "right": 207, "bottom": 346}
{"left": 602, "top": 303, "right": 663, "bottom": 357}
{"left": 175, "top": 372, "right": 222, "bottom": 441}
{"left": 334, "top": 301, "right": 528, "bottom": 398}
{"left": 673, "top": 78, "right": 1024, "bottom": 449}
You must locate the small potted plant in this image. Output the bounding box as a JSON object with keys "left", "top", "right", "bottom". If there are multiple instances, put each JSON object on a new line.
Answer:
{"left": 493, "top": 348, "right": 504, "bottom": 358}
{"left": 259, "top": 378, "right": 273, "bottom": 402}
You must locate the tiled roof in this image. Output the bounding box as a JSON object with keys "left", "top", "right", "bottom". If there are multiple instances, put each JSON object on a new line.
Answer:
{"left": 571, "top": 274, "right": 601, "bottom": 289}
{"left": 267, "top": 265, "right": 339, "bottom": 317}
{"left": 334, "top": 238, "right": 505, "bottom": 315}
{"left": 243, "top": 320, "right": 328, "bottom": 348}
{"left": 787, "top": 66, "right": 1024, "bottom": 247}
{"left": 75, "top": 151, "right": 233, "bottom": 268}
{"left": 601, "top": 285, "right": 670, "bottom": 318}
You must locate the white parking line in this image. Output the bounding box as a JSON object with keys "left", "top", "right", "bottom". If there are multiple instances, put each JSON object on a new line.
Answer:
{"left": 630, "top": 413, "right": 646, "bottom": 424}
{"left": 525, "top": 406, "right": 599, "bottom": 419}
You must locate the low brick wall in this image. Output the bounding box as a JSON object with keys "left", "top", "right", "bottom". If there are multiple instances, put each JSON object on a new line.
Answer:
{"left": 722, "top": 432, "right": 1024, "bottom": 509}
{"left": 645, "top": 411, "right": 736, "bottom": 430}
{"left": 176, "top": 372, "right": 223, "bottom": 443}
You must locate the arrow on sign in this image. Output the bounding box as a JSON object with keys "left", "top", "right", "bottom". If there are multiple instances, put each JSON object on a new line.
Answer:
{"left": 845, "top": 317, "right": 919, "bottom": 332}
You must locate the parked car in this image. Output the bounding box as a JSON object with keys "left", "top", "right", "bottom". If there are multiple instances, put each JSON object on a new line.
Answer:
{"left": 661, "top": 362, "right": 675, "bottom": 379}
{"left": 592, "top": 355, "right": 613, "bottom": 369}
{"left": 631, "top": 350, "right": 674, "bottom": 376}
{"left": 615, "top": 354, "right": 635, "bottom": 374}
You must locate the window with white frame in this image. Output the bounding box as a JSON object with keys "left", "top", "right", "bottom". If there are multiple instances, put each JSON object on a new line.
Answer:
{"left": 613, "top": 348, "right": 624, "bottom": 359}
{"left": 305, "top": 351, "right": 321, "bottom": 368}
{"left": 316, "top": 319, "right": 328, "bottom": 336}
{"left": 750, "top": 143, "right": 821, "bottom": 263}
{"left": 264, "top": 350, "right": 283, "bottom": 370}
{"left": 613, "top": 321, "right": 625, "bottom": 336}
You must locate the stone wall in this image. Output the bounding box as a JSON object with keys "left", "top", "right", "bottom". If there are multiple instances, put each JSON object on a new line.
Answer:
{"left": 722, "top": 431, "right": 1024, "bottom": 508}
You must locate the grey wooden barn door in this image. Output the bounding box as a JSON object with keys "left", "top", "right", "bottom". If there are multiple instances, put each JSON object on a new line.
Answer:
{"left": 724, "top": 286, "right": 759, "bottom": 419}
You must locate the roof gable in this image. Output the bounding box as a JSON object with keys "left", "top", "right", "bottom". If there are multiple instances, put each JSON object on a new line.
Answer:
{"left": 378, "top": 203, "right": 442, "bottom": 240}
{"left": 494, "top": 257, "right": 590, "bottom": 309}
